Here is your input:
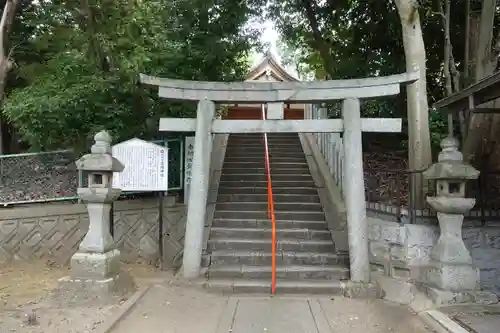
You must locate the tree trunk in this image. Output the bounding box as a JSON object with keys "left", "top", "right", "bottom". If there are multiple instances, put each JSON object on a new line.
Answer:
{"left": 463, "top": 0, "right": 471, "bottom": 82}
{"left": 439, "top": 0, "right": 461, "bottom": 136}
{"left": 0, "top": 0, "right": 21, "bottom": 155}
{"left": 442, "top": 0, "right": 453, "bottom": 97}
{"left": 393, "top": 0, "right": 432, "bottom": 171}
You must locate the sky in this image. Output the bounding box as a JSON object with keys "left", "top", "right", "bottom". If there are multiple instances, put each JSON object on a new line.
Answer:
{"left": 249, "top": 20, "right": 299, "bottom": 78}
{"left": 249, "top": 20, "right": 280, "bottom": 66}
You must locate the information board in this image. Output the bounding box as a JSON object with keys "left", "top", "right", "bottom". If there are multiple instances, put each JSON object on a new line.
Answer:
{"left": 184, "top": 136, "right": 195, "bottom": 203}
{"left": 112, "top": 138, "right": 168, "bottom": 192}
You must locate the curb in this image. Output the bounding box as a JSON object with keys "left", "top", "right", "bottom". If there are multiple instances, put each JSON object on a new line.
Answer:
{"left": 419, "top": 310, "right": 469, "bottom": 333}
{"left": 96, "top": 285, "right": 151, "bottom": 333}
{"left": 374, "top": 274, "right": 470, "bottom": 333}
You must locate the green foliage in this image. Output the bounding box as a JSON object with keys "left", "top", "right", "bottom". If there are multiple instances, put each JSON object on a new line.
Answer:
{"left": 4, "top": 0, "right": 260, "bottom": 151}
{"left": 428, "top": 109, "right": 447, "bottom": 147}
{"left": 263, "top": 0, "right": 486, "bottom": 150}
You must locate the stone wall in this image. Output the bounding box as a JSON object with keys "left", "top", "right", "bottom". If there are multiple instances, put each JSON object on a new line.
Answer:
{"left": 368, "top": 217, "right": 500, "bottom": 296}
{"left": 0, "top": 197, "right": 187, "bottom": 268}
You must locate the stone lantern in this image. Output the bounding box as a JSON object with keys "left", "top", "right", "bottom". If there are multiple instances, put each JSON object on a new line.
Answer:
{"left": 419, "top": 137, "right": 496, "bottom": 305}
{"left": 59, "top": 131, "right": 135, "bottom": 295}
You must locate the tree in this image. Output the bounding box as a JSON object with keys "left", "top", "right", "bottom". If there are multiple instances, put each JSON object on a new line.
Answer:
{"left": 460, "top": 0, "right": 500, "bottom": 169}
{"left": 265, "top": 0, "right": 433, "bottom": 169}
{"left": 392, "top": 0, "right": 433, "bottom": 171}
{"left": 0, "top": 0, "right": 20, "bottom": 154}
{"left": 3, "top": 0, "right": 260, "bottom": 151}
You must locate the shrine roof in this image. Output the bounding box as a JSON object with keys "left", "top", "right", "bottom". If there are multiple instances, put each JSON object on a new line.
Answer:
{"left": 246, "top": 50, "right": 299, "bottom": 82}
{"left": 434, "top": 71, "right": 500, "bottom": 112}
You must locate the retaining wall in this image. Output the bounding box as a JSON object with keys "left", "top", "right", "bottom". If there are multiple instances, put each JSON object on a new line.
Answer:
{"left": 0, "top": 197, "right": 187, "bottom": 269}
{"left": 369, "top": 216, "right": 500, "bottom": 296}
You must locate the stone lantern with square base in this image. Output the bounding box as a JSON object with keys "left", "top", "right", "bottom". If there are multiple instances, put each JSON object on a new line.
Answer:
{"left": 58, "top": 131, "right": 135, "bottom": 296}
{"left": 418, "top": 137, "right": 497, "bottom": 306}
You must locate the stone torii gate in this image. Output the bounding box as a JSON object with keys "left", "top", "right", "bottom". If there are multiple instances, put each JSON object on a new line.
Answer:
{"left": 140, "top": 72, "right": 419, "bottom": 283}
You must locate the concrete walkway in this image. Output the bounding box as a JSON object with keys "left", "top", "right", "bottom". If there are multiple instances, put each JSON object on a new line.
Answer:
{"left": 442, "top": 304, "right": 500, "bottom": 333}
{"left": 110, "top": 284, "right": 433, "bottom": 333}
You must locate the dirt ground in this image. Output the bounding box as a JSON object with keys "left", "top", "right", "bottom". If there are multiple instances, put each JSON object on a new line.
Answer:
{"left": 0, "top": 261, "right": 171, "bottom": 333}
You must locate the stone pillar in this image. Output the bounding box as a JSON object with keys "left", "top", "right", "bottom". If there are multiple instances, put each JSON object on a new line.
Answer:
{"left": 419, "top": 137, "right": 497, "bottom": 305}
{"left": 182, "top": 99, "right": 215, "bottom": 279}
{"left": 342, "top": 98, "right": 370, "bottom": 283}
{"left": 59, "top": 131, "right": 134, "bottom": 295}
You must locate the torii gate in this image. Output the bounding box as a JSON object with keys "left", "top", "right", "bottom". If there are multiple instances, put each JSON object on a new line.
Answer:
{"left": 140, "top": 72, "right": 419, "bottom": 283}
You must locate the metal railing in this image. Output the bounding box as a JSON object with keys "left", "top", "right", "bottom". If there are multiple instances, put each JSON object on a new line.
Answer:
{"left": 0, "top": 137, "right": 185, "bottom": 206}
{"left": 0, "top": 149, "right": 79, "bottom": 205}
{"left": 261, "top": 104, "right": 277, "bottom": 295}
{"left": 364, "top": 168, "right": 500, "bottom": 224}
{"left": 304, "top": 104, "right": 345, "bottom": 195}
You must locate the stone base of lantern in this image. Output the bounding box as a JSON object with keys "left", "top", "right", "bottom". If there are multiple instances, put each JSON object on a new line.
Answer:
{"left": 416, "top": 261, "right": 498, "bottom": 307}
{"left": 58, "top": 249, "right": 136, "bottom": 298}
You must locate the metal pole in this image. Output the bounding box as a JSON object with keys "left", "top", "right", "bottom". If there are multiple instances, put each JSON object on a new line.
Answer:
{"left": 158, "top": 191, "right": 165, "bottom": 270}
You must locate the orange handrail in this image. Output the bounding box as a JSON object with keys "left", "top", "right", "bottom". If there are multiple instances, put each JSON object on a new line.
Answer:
{"left": 261, "top": 105, "right": 277, "bottom": 295}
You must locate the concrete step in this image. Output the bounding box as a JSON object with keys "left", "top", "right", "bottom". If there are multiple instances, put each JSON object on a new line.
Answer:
{"left": 218, "top": 180, "right": 315, "bottom": 188}
{"left": 222, "top": 167, "right": 310, "bottom": 175}
{"left": 229, "top": 135, "right": 300, "bottom": 141}
{"left": 220, "top": 174, "right": 312, "bottom": 182}
{"left": 229, "top": 135, "right": 300, "bottom": 140}
{"left": 201, "top": 279, "right": 345, "bottom": 295}
{"left": 214, "top": 210, "right": 326, "bottom": 221}
{"left": 230, "top": 133, "right": 299, "bottom": 138}
{"left": 227, "top": 143, "right": 302, "bottom": 149}
{"left": 225, "top": 146, "right": 303, "bottom": 152}
{"left": 226, "top": 141, "right": 302, "bottom": 147}
{"left": 224, "top": 156, "right": 306, "bottom": 163}
{"left": 206, "top": 265, "right": 349, "bottom": 280}
{"left": 207, "top": 238, "right": 335, "bottom": 252}
{"left": 217, "top": 193, "right": 320, "bottom": 203}
{"left": 217, "top": 186, "right": 318, "bottom": 196}
{"left": 229, "top": 133, "right": 299, "bottom": 137}
{"left": 204, "top": 250, "right": 349, "bottom": 266}
{"left": 210, "top": 227, "right": 331, "bottom": 240}
{"left": 225, "top": 150, "right": 305, "bottom": 157}
{"left": 216, "top": 202, "right": 323, "bottom": 212}
{"left": 212, "top": 218, "right": 328, "bottom": 230}
{"left": 225, "top": 144, "right": 302, "bottom": 149}
{"left": 222, "top": 162, "right": 308, "bottom": 169}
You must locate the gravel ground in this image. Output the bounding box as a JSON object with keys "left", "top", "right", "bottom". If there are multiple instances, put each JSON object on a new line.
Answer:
{"left": 0, "top": 262, "right": 164, "bottom": 333}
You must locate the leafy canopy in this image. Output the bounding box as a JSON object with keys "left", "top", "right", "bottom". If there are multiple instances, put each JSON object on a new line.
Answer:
{"left": 4, "top": 0, "right": 260, "bottom": 151}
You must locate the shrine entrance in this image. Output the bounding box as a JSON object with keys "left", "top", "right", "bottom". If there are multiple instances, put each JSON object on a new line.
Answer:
{"left": 140, "top": 68, "right": 418, "bottom": 287}
{"left": 222, "top": 52, "right": 305, "bottom": 121}
{"left": 223, "top": 105, "right": 304, "bottom": 120}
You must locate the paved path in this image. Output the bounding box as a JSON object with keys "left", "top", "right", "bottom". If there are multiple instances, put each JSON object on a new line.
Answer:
{"left": 453, "top": 314, "right": 500, "bottom": 333}
{"left": 442, "top": 304, "right": 500, "bottom": 333}
{"left": 111, "top": 284, "right": 433, "bottom": 333}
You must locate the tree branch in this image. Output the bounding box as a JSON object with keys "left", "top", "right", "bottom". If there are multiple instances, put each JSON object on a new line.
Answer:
{"left": 79, "top": 0, "right": 111, "bottom": 73}
{"left": 302, "top": 0, "right": 336, "bottom": 78}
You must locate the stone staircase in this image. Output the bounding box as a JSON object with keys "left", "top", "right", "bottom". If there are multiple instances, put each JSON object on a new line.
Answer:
{"left": 202, "top": 133, "right": 350, "bottom": 294}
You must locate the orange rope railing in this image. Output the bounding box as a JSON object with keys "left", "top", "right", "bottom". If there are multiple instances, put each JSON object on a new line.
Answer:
{"left": 261, "top": 105, "right": 277, "bottom": 295}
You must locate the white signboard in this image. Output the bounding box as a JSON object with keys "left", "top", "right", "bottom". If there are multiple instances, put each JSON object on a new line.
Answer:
{"left": 112, "top": 138, "right": 168, "bottom": 192}
{"left": 184, "top": 136, "right": 195, "bottom": 203}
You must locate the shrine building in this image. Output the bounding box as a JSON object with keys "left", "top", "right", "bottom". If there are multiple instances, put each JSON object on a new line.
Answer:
{"left": 222, "top": 50, "right": 305, "bottom": 120}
